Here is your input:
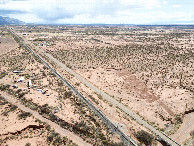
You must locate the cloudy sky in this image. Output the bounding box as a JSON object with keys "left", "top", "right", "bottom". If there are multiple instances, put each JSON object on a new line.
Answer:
{"left": 0, "top": 0, "right": 193, "bottom": 24}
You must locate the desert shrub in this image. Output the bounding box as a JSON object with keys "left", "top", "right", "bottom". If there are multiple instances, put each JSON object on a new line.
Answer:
{"left": 10, "top": 105, "right": 18, "bottom": 111}
{"left": 47, "top": 131, "right": 59, "bottom": 143}
{"left": 49, "top": 113, "right": 57, "bottom": 122}
{"left": 18, "top": 112, "right": 31, "bottom": 119}
{"left": 190, "top": 130, "right": 194, "bottom": 137}
{"left": 102, "top": 140, "right": 109, "bottom": 145}
{"left": 64, "top": 91, "right": 72, "bottom": 98}
{"left": 75, "top": 82, "right": 80, "bottom": 86}
{"left": 42, "top": 71, "right": 46, "bottom": 77}
{"left": 16, "top": 89, "right": 22, "bottom": 93}
{"left": 2, "top": 111, "right": 9, "bottom": 116}
{"left": 46, "top": 124, "right": 51, "bottom": 131}
{"left": 47, "top": 134, "right": 55, "bottom": 143}
{"left": 60, "top": 121, "right": 68, "bottom": 129}
{"left": 53, "top": 135, "right": 63, "bottom": 145}
{"left": 2, "top": 105, "right": 18, "bottom": 116}
{"left": 0, "top": 139, "right": 3, "bottom": 144}
{"left": 0, "top": 72, "right": 7, "bottom": 79}
{"left": 73, "top": 121, "right": 91, "bottom": 136}
{"left": 43, "top": 66, "right": 47, "bottom": 70}
{"left": 18, "top": 92, "right": 26, "bottom": 98}
{"left": 136, "top": 130, "right": 154, "bottom": 145}
{"left": 0, "top": 95, "right": 5, "bottom": 101}
{"left": 57, "top": 80, "right": 63, "bottom": 86}
{"left": 63, "top": 136, "right": 68, "bottom": 143}
{"left": 25, "top": 143, "right": 31, "bottom": 146}
{"left": 175, "top": 116, "right": 183, "bottom": 124}
{"left": 0, "top": 101, "right": 8, "bottom": 105}
{"left": 0, "top": 96, "right": 8, "bottom": 105}
{"left": 33, "top": 38, "right": 45, "bottom": 41}
{"left": 98, "top": 133, "right": 106, "bottom": 141}
{"left": 88, "top": 95, "right": 99, "bottom": 104}
{"left": 0, "top": 84, "right": 10, "bottom": 91}
{"left": 49, "top": 72, "right": 55, "bottom": 77}
{"left": 40, "top": 104, "right": 51, "bottom": 114}
{"left": 24, "top": 74, "right": 30, "bottom": 79}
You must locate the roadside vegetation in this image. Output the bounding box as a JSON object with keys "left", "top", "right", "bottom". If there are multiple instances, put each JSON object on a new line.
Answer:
{"left": 0, "top": 30, "right": 124, "bottom": 145}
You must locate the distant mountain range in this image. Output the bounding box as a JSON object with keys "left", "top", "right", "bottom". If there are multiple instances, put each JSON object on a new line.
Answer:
{"left": 0, "top": 16, "right": 25, "bottom": 25}
{"left": 0, "top": 15, "right": 193, "bottom": 26}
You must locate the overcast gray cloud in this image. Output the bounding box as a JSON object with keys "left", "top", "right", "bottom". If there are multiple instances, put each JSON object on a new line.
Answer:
{"left": 33, "top": 5, "right": 74, "bottom": 21}
{"left": 0, "top": 0, "right": 193, "bottom": 24}
{"left": 0, "top": 9, "right": 25, "bottom": 15}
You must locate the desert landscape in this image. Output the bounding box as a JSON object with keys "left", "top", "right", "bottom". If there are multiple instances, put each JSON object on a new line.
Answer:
{"left": 0, "top": 25, "right": 194, "bottom": 146}
{"left": 0, "top": 29, "right": 125, "bottom": 146}
{"left": 0, "top": 93, "right": 78, "bottom": 146}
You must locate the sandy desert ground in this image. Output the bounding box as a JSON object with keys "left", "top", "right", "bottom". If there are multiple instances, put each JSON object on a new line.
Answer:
{"left": 1, "top": 25, "right": 193, "bottom": 145}
{"left": 20, "top": 25, "right": 193, "bottom": 145}
{"left": 0, "top": 94, "right": 77, "bottom": 146}
{"left": 0, "top": 30, "right": 124, "bottom": 145}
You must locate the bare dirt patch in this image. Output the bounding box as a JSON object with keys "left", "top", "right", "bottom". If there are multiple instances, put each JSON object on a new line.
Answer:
{"left": 0, "top": 36, "right": 19, "bottom": 55}
{"left": 171, "top": 112, "right": 194, "bottom": 145}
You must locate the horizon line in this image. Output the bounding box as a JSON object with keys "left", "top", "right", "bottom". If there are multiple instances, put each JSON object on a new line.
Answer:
{"left": 2, "top": 23, "right": 194, "bottom": 26}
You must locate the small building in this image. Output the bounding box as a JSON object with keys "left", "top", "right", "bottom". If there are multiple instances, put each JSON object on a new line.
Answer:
{"left": 37, "top": 89, "right": 42, "bottom": 93}
{"left": 42, "top": 90, "right": 47, "bottom": 94}
{"left": 18, "top": 76, "right": 24, "bottom": 82}
{"left": 13, "top": 71, "right": 22, "bottom": 73}
{"left": 12, "top": 85, "right": 18, "bottom": 88}
{"left": 27, "top": 80, "right": 32, "bottom": 88}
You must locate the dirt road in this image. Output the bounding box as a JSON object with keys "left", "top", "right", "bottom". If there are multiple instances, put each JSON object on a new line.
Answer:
{"left": 0, "top": 91, "right": 91, "bottom": 146}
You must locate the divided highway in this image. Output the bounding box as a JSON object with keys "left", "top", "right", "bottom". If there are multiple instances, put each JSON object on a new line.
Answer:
{"left": 9, "top": 29, "right": 180, "bottom": 146}
{"left": 43, "top": 47, "right": 180, "bottom": 146}
{"left": 44, "top": 53, "right": 180, "bottom": 146}
{"left": 9, "top": 29, "right": 138, "bottom": 146}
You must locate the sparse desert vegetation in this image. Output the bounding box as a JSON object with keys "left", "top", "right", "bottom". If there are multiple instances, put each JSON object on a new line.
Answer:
{"left": 1, "top": 25, "right": 193, "bottom": 145}
{"left": 0, "top": 95, "right": 76, "bottom": 146}
{"left": 0, "top": 29, "right": 124, "bottom": 145}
